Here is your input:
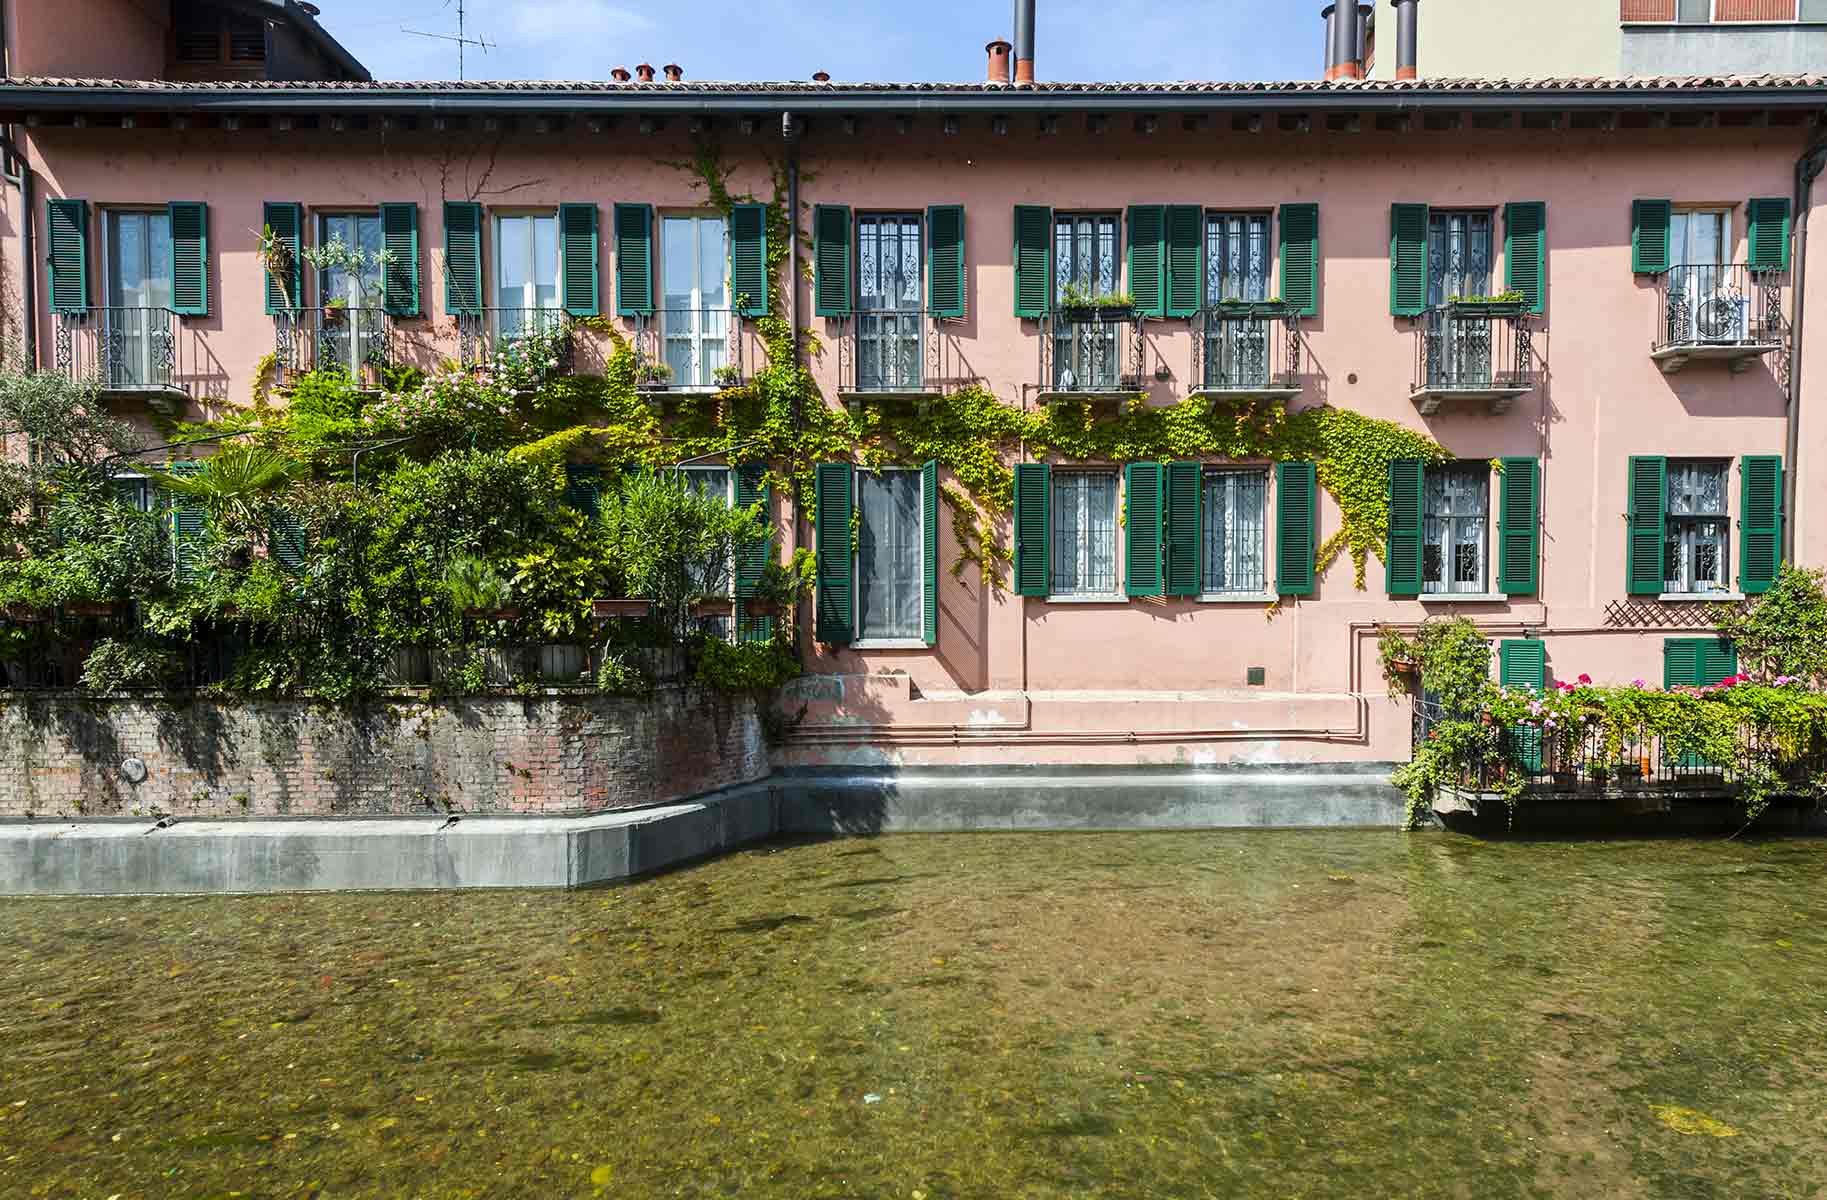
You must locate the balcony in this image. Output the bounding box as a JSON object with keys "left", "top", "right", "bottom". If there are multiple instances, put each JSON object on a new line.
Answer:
{"left": 1408, "top": 303, "right": 1536, "bottom": 416}
{"left": 1190, "top": 303, "right": 1303, "bottom": 401}
{"left": 456, "top": 308, "right": 573, "bottom": 380}
{"left": 632, "top": 308, "right": 754, "bottom": 392}
{"left": 1038, "top": 309, "right": 1147, "bottom": 402}
{"left": 836, "top": 309, "right": 965, "bottom": 405}
{"left": 1651, "top": 264, "right": 1784, "bottom": 375}
{"left": 274, "top": 307, "right": 393, "bottom": 388}
{"left": 53, "top": 307, "right": 185, "bottom": 401}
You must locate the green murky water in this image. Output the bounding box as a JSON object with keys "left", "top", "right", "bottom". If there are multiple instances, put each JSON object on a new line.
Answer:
{"left": 4, "top": 832, "right": 1827, "bottom": 1199}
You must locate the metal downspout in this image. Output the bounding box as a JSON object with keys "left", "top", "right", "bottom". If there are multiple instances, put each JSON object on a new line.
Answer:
{"left": 1786, "top": 126, "right": 1827, "bottom": 564}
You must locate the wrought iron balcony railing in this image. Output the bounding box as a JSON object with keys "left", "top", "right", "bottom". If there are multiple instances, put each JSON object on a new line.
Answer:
{"left": 1409, "top": 303, "right": 1535, "bottom": 415}
{"left": 1651, "top": 264, "right": 1784, "bottom": 374}
{"left": 631, "top": 308, "right": 751, "bottom": 390}
{"left": 456, "top": 308, "right": 573, "bottom": 378}
{"left": 273, "top": 307, "right": 393, "bottom": 387}
{"left": 1192, "top": 304, "right": 1302, "bottom": 398}
{"left": 54, "top": 307, "right": 181, "bottom": 394}
{"left": 836, "top": 309, "right": 964, "bottom": 399}
{"left": 1039, "top": 308, "right": 1147, "bottom": 398}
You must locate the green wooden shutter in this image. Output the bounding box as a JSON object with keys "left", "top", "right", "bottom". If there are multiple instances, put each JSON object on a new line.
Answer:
{"left": 1739, "top": 455, "right": 1783, "bottom": 595}
{"left": 1497, "top": 457, "right": 1541, "bottom": 596}
{"left": 1127, "top": 205, "right": 1166, "bottom": 318}
{"left": 1663, "top": 638, "right": 1702, "bottom": 689}
{"left": 1163, "top": 460, "right": 1202, "bottom": 596}
{"left": 1499, "top": 638, "right": 1548, "bottom": 772}
{"left": 558, "top": 202, "right": 599, "bottom": 317}
{"left": 1699, "top": 639, "right": 1738, "bottom": 686}
{"left": 1389, "top": 203, "right": 1429, "bottom": 317}
{"left": 269, "top": 512, "right": 307, "bottom": 570}
{"left": 1278, "top": 202, "right": 1320, "bottom": 318}
{"left": 815, "top": 462, "right": 854, "bottom": 644}
{"left": 1164, "top": 205, "right": 1204, "bottom": 318}
{"left": 1124, "top": 462, "right": 1164, "bottom": 598}
{"left": 813, "top": 204, "right": 852, "bottom": 318}
{"left": 613, "top": 203, "right": 654, "bottom": 316}
{"left": 926, "top": 205, "right": 966, "bottom": 318}
{"left": 735, "top": 463, "right": 774, "bottom": 644}
{"left": 1276, "top": 461, "right": 1317, "bottom": 597}
{"left": 1013, "top": 205, "right": 1053, "bottom": 318}
{"left": 378, "top": 202, "right": 421, "bottom": 317}
{"left": 46, "top": 198, "right": 89, "bottom": 314}
{"left": 1386, "top": 458, "right": 1425, "bottom": 597}
{"left": 1632, "top": 199, "right": 1672, "bottom": 275}
{"left": 260, "top": 202, "right": 301, "bottom": 314}
{"left": 1504, "top": 201, "right": 1547, "bottom": 315}
{"left": 922, "top": 460, "right": 940, "bottom": 646}
{"left": 167, "top": 201, "right": 208, "bottom": 316}
{"left": 1626, "top": 455, "right": 1667, "bottom": 596}
{"left": 562, "top": 464, "right": 602, "bottom": 520}
{"left": 1013, "top": 462, "right": 1051, "bottom": 598}
{"left": 1747, "top": 197, "right": 1792, "bottom": 272}
{"left": 164, "top": 462, "right": 206, "bottom": 583}
{"left": 443, "top": 200, "right": 483, "bottom": 317}
{"left": 730, "top": 203, "right": 769, "bottom": 317}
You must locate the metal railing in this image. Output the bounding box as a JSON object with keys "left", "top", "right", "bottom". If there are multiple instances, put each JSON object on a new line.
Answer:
{"left": 1411, "top": 303, "right": 1534, "bottom": 393}
{"left": 631, "top": 308, "right": 750, "bottom": 389}
{"left": 274, "top": 307, "right": 392, "bottom": 386}
{"left": 456, "top": 308, "right": 573, "bottom": 376}
{"left": 1040, "top": 309, "right": 1147, "bottom": 395}
{"left": 1654, "top": 264, "right": 1784, "bottom": 353}
{"left": 837, "top": 309, "right": 964, "bottom": 395}
{"left": 1193, "top": 304, "right": 1302, "bottom": 394}
{"left": 54, "top": 307, "right": 180, "bottom": 392}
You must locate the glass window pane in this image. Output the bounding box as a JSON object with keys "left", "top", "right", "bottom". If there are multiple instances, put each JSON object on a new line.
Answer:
{"left": 663, "top": 217, "right": 695, "bottom": 306}
{"left": 533, "top": 215, "right": 558, "bottom": 309}
{"left": 857, "top": 471, "right": 923, "bottom": 640}
{"left": 496, "top": 216, "right": 528, "bottom": 308}
{"left": 698, "top": 217, "right": 726, "bottom": 306}
{"left": 1423, "top": 464, "right": 1488, "bottom": 593}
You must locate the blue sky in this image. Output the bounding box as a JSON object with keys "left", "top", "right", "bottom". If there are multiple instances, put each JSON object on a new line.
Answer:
{"left": 326, "top": 1, "right": 1323, "bottom": 84}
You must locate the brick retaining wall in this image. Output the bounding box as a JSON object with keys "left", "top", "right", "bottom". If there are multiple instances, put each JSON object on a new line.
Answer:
{"left": 0, "top": 688, "right": 768, "bottom": 819}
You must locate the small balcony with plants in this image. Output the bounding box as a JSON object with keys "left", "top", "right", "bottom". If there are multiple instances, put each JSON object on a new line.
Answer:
{"left": 273, "top": 305, "right": 394, "bottom": 390}
{"left": 1408, "top": 293, "right": 1536, "bottom": 416}
{"left": 1651, "top": 264, "right": 1785, "bottom": 374}
{"left": 1190, "top": 300, "right": 1303, "bottom": 402}
{"left": 1038, "top": 285, "right": 1146, "bottom": 404}
{"left": 631, "top": 307, "right": 758, "bottom": 397}
{"left": 53, "top": 306, "right": 189, "bottom": 406}
{"left": 456, "top": 308, "right": 574, "bottom": 388}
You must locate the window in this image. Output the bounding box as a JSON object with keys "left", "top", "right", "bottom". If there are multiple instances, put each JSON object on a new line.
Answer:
{"left": 1426, "top": 210, "right": 1493, "bottom": 305}
{"left": 1205, "top": 213, "right": 1270, "bottom": 304}
{"left": 1665, "top": 460, "right": 1729, "bottom": 593}
{"left": 112, "top": 474, "right": 154, "bottom": 513}
{"left": 173, "top": 3, "right": 266, "bottom": 65}
{"left": 103, "top": 210, "right": 173, "bottom": 389}
{"left": 1665, "top": 209, "right": 1743, "bottom": 344}
{"left": 683, "top": 466, "right": 735, "bottom": 638}
{"left": 661, "top": 214, "right": 729, "bottom": 387}
{"left": 1052, "top": 213, "right": 1121, "bottom": 391}
{"left": 1804, "top": 0, "right": 1827, "bottom": 21}
{"left": 856, "top": 214, "right": 924, "bottom": 391}
{"left": 1049, "top": 471, "right": 1118, "bottom": 596}
{"left": 856, "top": 469, "right": 924, "bottom": 641}
{"left": 492, "top": 212, "right": 560, "bottom": 340}
{"left": 316, "top": 213, "right": 386, "bottom": 376}
{"left": 1422, "top": 464, "right": 1489, "bottom": 595}
{"left": 1202, "top": 469, "right": 1268, "bottom": 595}
{"left": 1677, "top": 0, "right": 1713, "bottom": 20}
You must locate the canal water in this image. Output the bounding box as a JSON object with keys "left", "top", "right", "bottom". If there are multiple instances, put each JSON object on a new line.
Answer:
{"left": 3, "top": 831, "right": 1825, "bottom": 1198}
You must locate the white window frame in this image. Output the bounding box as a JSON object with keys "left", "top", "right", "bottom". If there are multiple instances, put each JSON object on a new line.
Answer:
{"left": 682, "top": 465, "right": 738, "bottom": 642}
{"left": 851, "top": 466, "right": 929, "bottom": 648}
{"left": 1048, "top": 469, "right": 1121, "bottom": 601}
{"left": 315, "top": 211, "right": 384, "bottom": 308}
{"left": 490, "top": 210, "right": 561, "bottom": 336}
{"left": 1200, "top": 467, "right": 1271, "bottom": 600}
{"left": 1663, "top": 458, "right": 1731, "bottom": 596}
{"left": 659, "top": 211, "right": 731, "bottom": 390}
{"left": 100, "top": 208, "right": 174, "bottom": 390}
{"left": 1421, "top": 462, "right": 1491, "bottom": 596}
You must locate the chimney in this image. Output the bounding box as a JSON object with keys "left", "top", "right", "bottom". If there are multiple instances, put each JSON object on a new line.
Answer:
{"left": 1012, "top": 0, "right": 1036, "bottom": 85}
{"left": 1393, "top": 0, "right": 1419, "bottom": 81}
{"left": 986, "top": 38, "right": 1012, "bottom": 85}
{"left": 663, "top": 63, "right": 683, "bottom": 82}
{"left": 634, "top": 63, "right": 655, "bottom": 83}
{"left": 812, "top": 71, "right": 831, "bottom": 82}
{"left": 611, "top": 66, "right": 631, "bottom": 82}
{"left": 1320, "top": 4, "right": 1337, "bottom": 77}
{"left": 1325, "top": 2, "right": 1360, "bottom": 80}
{"left": 1355, "top": 4, "right": 1371, "bottom": 74}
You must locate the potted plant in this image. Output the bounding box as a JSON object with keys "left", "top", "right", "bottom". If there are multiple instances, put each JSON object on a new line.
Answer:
{"left": 1446, "top": 290, "right": 1526, "bottom": 316}
{"left": 637, "top": 360, "right": 674, "bottom": 390}
{"left": 712, "top": 363, "right": 743, "bottom": 389}
{"left": 592, "top": 597, "right": 654, "bottom": 619}
{"left": 691, "top": 596, "right": 736, "bottom": 618}
{"left": 444, "top": 556, "right": 518, "bottom": 622}
{"left": 322, "top": 296, "right": 348, "bottom": 324}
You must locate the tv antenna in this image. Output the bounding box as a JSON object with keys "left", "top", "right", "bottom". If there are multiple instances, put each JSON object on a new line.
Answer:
{"left": 403, "top": 0, "right": 495, "bottom": 81}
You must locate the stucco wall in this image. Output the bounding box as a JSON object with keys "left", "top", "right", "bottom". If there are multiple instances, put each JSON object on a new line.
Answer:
{"left": 6, "top": 0, "right": 166, "bottom": 81}
{"left": 1621, "top": 25, "right": 1827, "bottom": 75}
{"left": 1371, "top": 0, "right": 1620, "bottom": 79}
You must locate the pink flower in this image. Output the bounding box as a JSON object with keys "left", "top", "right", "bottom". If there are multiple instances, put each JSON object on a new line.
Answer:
{"left": 1577, "top": 673, "right": 1592, "bottom": 685}
{"left": 1631, "top": 679, "right": 1647, "bottom": 689}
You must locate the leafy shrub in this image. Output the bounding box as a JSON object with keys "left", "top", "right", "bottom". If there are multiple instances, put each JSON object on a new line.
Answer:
{"left": 80, "top": 639, "right": 182, "bottom": 691}
{"left": 693, "top": 635, "right": 801, "bottom": 692}
{"left": 1715, "top": 565, "right": 1827, "bottom": 689}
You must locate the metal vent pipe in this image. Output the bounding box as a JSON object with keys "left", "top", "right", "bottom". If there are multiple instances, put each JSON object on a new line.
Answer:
{"left": 1394, "top": 0, "right": 1420, "bottom": 80}
{"left": 1326, "top": 2, "right": 1360, "bottom": 79}
{"left": 1321, "top": 4, "right": 1338, "bottom": 76}
{"left": 1013, "top": 0, "right": 1036, "bottom": 84}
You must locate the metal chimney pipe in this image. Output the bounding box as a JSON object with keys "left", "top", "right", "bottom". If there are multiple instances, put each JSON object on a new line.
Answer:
{"left": 1355, "top": 4, "right": 1372, "bottom": 73}
{"left": 1321, "top": 4, "right": 1338, "bottom": 76}
{"left": 1328, "top": 1, "right": 1360, "bottom": 79}
{"left": 1393, "top": 0, "right": 1420, "bottom": 81}
{"left": 1013, "top": 0, "right": 1036, "bottom": 84}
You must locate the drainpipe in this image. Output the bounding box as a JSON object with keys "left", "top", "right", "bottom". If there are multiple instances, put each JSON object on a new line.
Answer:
{"left": 783, "top": 110, "right": 801, "bottom": 430}
{"left": 1785, "top": 125, "right": 1827, "bottom": 564}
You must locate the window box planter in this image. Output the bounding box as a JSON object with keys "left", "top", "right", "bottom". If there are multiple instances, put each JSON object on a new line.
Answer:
{"left": 463, "top": 606, "right": 521, "bottom": 622}
{"left": 1446, "top": 299, "right": 1525, "bottom": 318}
{"left": 1214, "top": 300, "right": 1295, "bottom": 319}
{"left": 741, "top": 598, "right": 787, "bottom": 617}
{"left": 1551, "top": 769, "right": 1579, "bottom": 789}
{"left": 1059, "top": 304, "right": 1136, "bottom": 323}
{"left": 1, "top": 607, "right": 50, "bottom": 623}
{"left": 692, "top": 597, "right": 736, "bottom": 618}
{"left": 64, "top": 601, "right": 122, "bottom": 618}
{"left": 591, "top": 598, "right": 654, "bottom": 620}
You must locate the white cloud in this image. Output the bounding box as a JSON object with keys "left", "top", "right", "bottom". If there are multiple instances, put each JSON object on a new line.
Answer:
{"left": 507, "top": 0, "right": 653, "bottom": 43}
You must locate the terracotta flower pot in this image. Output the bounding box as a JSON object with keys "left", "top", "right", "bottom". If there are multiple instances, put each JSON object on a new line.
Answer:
{"left": 692, "top": 597, "right": 736, "bottom": 617}
{"left": 591, "top": 598, "right": 653, "bottom": 619}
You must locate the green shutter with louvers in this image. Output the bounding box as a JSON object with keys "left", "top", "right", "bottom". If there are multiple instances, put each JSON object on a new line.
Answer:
{"left": 813, "top": 204, "right": 852, "bottom": 318}
{"left": 1499, "top": 638, "right": 1548, "bottom": 772}
{"left": 1632, "top": 199, "right": 1672, "bottom": 275}
{"left": 1124, "top": 462, "right": 1164, "bottom": 598}
{"left": 815, "top": 462, "right": 854, "bottom": 644}
{"left": 1739, "top": 455, "right": 1783, "bottom": 595}
{"left": 46, "top": 198, "right": 89, "bottom": 314}
{"left": 1497, "top": 457, "right": 1541, "bottom": 596}
{"left": 1387, "top": 458, "right": 1425, "bottom": 597}
{"left": 1013, "top": 462, "right": 1051, "bottom": 598}
{"left": 378, "top": 202, "right": 421, "bottom": 317}
{"left": 1389, "top": 203, "right": 1429, "bottom": 317}
{"left": 562, "top": 464, "right": 602, "bottom": 520}
{"left": 1747, "top": 197, "right": 1792, "bottom": 272}
{"left": 1504, "top": 201, "right": 1547, "bottom": 315}
{"left": 262, "top": 201, "right": 302, "bottom": 314}
{"left": 735, "top": 463, "right": 775, "bottom": 644}
{"left": 922, "top": 460, "right": 940, "bottom": 646}
{"left": 1013, "top": 204, "right": 1053, "bottom": 318}
{"left": 926, "top": 205, "right": 966, "bottom": 318}
{"left": 1127, "top": 205, "right": 1166, "bottom": 318}
{"left": 730, "top": 203, "right": 769, "bottom": 317}
{"left": 443, "top": 201, "right": 483, "bottom": 316}
{"left": 613, "top": 203, "right": 654, "bottom": 316}
{"left": 167, "top": 201, "right": 208, "bottom": 316}
{"left": 269, "top": 512, "right": 307, "bottom": 570}
{"left": 1663, "top": 638, "right": 1702, "bottom": 689}
{"left": 1700, "top": 639, "right": 1738, "bottom": 686}
{"left": 1164, "top": 205, "right": 1204, "bottom": 318}
{"left": 164, "top": 462, "right": 207, "bottom": 583}
{"left": 558, "top": 202, "right": 599, "bottom": 317}
{"left": 1626, "top": 455, "right": 1667, "bottom": 596}
{"left": 1163, "top": 460, "right": 1202, "bottom": 596}
{"left": 1276, "top": 461, "right": 1317, "bottom": 597}
{"left": 1278, "top": 203, "right": 1320, "bottom": 318}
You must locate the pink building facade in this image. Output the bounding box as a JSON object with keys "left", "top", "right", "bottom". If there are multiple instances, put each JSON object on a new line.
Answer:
{"left": 1, "top": 39, "right": 1823, "bottom": 777}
